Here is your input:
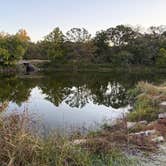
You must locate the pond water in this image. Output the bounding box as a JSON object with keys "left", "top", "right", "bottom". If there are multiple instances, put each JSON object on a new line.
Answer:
{"left": 0, "top": 71, "right": 166, "bottom": 133}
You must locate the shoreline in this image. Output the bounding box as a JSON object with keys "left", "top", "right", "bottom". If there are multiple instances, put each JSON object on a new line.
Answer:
{"left": 1, "top": 63, "right": 166, "bottom": 74}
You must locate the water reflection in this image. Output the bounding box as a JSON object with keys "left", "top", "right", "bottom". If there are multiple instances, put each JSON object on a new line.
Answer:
{"left": 0, "top": 72, "right": 165, "bottom": 109}
{"left": 0, "top": 71, "right": 165, "bottom": 131}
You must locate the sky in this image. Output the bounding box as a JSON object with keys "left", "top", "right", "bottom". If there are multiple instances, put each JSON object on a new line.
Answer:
{"left": 0, "top": 0, "right": 166, "bottom": 41}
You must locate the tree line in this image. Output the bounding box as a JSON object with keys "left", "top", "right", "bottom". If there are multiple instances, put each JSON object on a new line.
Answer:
{"left": 1, "top": 25, "right": 166, "bottom": 67}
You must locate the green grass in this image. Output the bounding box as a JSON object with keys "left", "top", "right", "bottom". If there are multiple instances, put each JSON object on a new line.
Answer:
{"left": 128, "top": 81, "right": 166, "bottom": 122}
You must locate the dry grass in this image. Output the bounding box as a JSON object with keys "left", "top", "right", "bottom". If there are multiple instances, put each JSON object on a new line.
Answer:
{"left": 137, "top": 81, "right": 166, "bottom": 101}
{"left": 137, "top": 81, "right": 166, "bottom": 92}
{"left": 0, "top": 112, "right": 41, "bottom": 166}
{"left": 154, "top": 119, "right": 166, "bottom": 138}
{"left": 86, "top": 119, "right": 158, "bottom": 154}
{"left": 0, "top": 112, "right": 137, "bottom": 166}
{"left": 0, "top": 101, "right": 9, "bottom": 112}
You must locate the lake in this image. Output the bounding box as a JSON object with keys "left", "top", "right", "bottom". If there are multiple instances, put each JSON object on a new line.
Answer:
{"left": 0, "top": 71, "right": 166, "bottom": 133}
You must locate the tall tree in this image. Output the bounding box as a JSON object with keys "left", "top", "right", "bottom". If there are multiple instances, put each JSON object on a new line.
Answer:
{"left": 66, "top": 28, "right": 91, "bottom": 43}
{"left": 94, "top": 31, "right": 110, "bottom": 62}
{"left": 106, "top": 25, "right": 137, "bottom": 47}
{"left": 44, "top": 27, "right": 65, "bottom": 60}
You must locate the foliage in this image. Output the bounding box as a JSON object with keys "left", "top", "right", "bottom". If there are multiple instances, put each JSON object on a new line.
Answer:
{"left": 106, "top": 25, "right": 138, "bottom": 47}
{"left": 156, "top": 48, "right": 166, "bottom": 67}
{"left": 24, "top": 42, "right": 48, "bottom": 60}
{"left": 0, "top": 29, "right": 30, "bottom": 66}
{"left": 0, "top": 48, "right": 10, "bottom": 65}
{"left": 2, "top": 25, "right": 166, "bottom": 68}
{"left": 94, "top": 31, "right": 110, "bottom": 62}
{"left": 43, "top": 27, "right": 65, "bottom": 60}
{"left": 66, "top": 28, "right": 91, "bottom": 43}
{"left": 111, "top": 50, "right": 134, "bottom": 66}
{"left": 64, "top": 40, "right": 97, "bottom": 63}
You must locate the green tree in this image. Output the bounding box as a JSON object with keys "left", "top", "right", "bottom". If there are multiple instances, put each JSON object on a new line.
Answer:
{"left": 0, "top": 31, "right": 28, "bottom": 67}
{"left": 66, "top": 28, "right": 91, "bottom": 43}
{"left": 106, "top": 25, "right": 137, "bottom": 47}
{"left": 156, "top": 48, "right": 166, "bottom": 67}
{"left": 44, "top": 27, "right": 65, "bottom": 60}
{"left": 64, "top": 28, "right": 94, "bottom": 63}
{"left": 16, "top": 29, "right": 31, "bottom": 42}
{"left": 0, "top": 48, "right": 10, "bottom": 66}
{"left": 112, "top": 50, "right": 133, "bottom": 66}
{"left": 16, "top": 29, "right": 31, "bottom": 56}
{"left": 94, "top": 31, "right": 110, "bottom": 62}
{"left": 24, "top": 42, "right": 48, "bottom": 60}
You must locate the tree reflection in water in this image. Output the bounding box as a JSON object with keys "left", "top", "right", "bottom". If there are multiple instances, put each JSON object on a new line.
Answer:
{"left": 65, "top": 85, "right": 92, "bottom": 108}
{"left": 0, "top": 71, "right": 165, "bottom": 110}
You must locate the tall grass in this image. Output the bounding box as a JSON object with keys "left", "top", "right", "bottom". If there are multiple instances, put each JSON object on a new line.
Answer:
{"left": 128, "top": 81, "right": 166, "bottom": 122}
{"left": 0, "top": 112, "right": 137, "bottom": 166}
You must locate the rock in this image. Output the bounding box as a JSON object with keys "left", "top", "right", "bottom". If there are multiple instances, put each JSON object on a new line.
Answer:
{"left": 72, "top": 139, "right": 87, "bottom": 145}
{"left": 130, "top": 130, "right": 156, "bottom": 137}
{"left": 139, "top": 121, "right": 148, "bottom": 125}
{"left": 152, "top": 136, "right": 165, "bottom": 143}
{"left": 159, "top": 102, "right": 166, "bottom": 110}
{"left": 144, "top": 130, "right": 156, "bottom": 136}
{"left": 127, "top": 121, "right": 148, "bottom": 129}
{"left": 158, "top": 113, "right": 166, "bottom": 119}
{"left": 127, "top": 122, "right": 136, "bottom": 129}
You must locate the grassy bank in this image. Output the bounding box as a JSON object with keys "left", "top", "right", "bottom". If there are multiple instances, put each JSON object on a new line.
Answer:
{"left": 0, "top": 112, "right": 137, "bottom": 166}
{"left": 128, "top": 81, "right": 166, "bottom": 122}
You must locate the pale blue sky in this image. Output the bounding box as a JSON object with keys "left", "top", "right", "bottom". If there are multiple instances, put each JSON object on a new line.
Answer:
{"left": 0, "top": 0, "right": 166, "bottom": 41}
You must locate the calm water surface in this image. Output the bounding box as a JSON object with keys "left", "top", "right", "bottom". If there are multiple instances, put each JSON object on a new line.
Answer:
{"left": 0, "top": 71, "right": 165, "bottom": 132}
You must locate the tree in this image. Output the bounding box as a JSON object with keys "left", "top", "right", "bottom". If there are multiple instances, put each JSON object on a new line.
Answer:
{"left": 156, "top": 48, "right": 166, "bottom": 67}
{"left": 94, "top": 31, "right": 109, "bottom": 50}
{"left": 44, "top": 27, "right": 65, "bottom": 60}
{"left": 66, "top": 28, "right": 91, "bottom": 43}
{"left": 94, "top": 31, "right": 110, "bottom": 62}
{"left": 16, "top": 29, "right": 31, "bottom": 55}
{"left": 64, "top": 28, "right": 94, "bottom": 63}
{"left": 126, "top": 32, "right": 162, "bottom": 65}
{"left": 111, "top": 50, "right": 133, "bottom": 66}
{"left": 24, "top": 42, "right": 48, "bottom": 60}
{"left": 0, "top": 32, "right": 27, "bottom": 66}
{"left": 106, "top": 25, "right": 137, "bottom": 47}
{"left": 64, "top": 40, "right": 96, "bottom": 63}
{"left": 16, "top": 29, "right": 31, "bottom": 42}
{"left": 148, "top": 26, "right": 166, "bottom": 38}
{"left": 0, "top": 48, "right": 10, "bottom": 66}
